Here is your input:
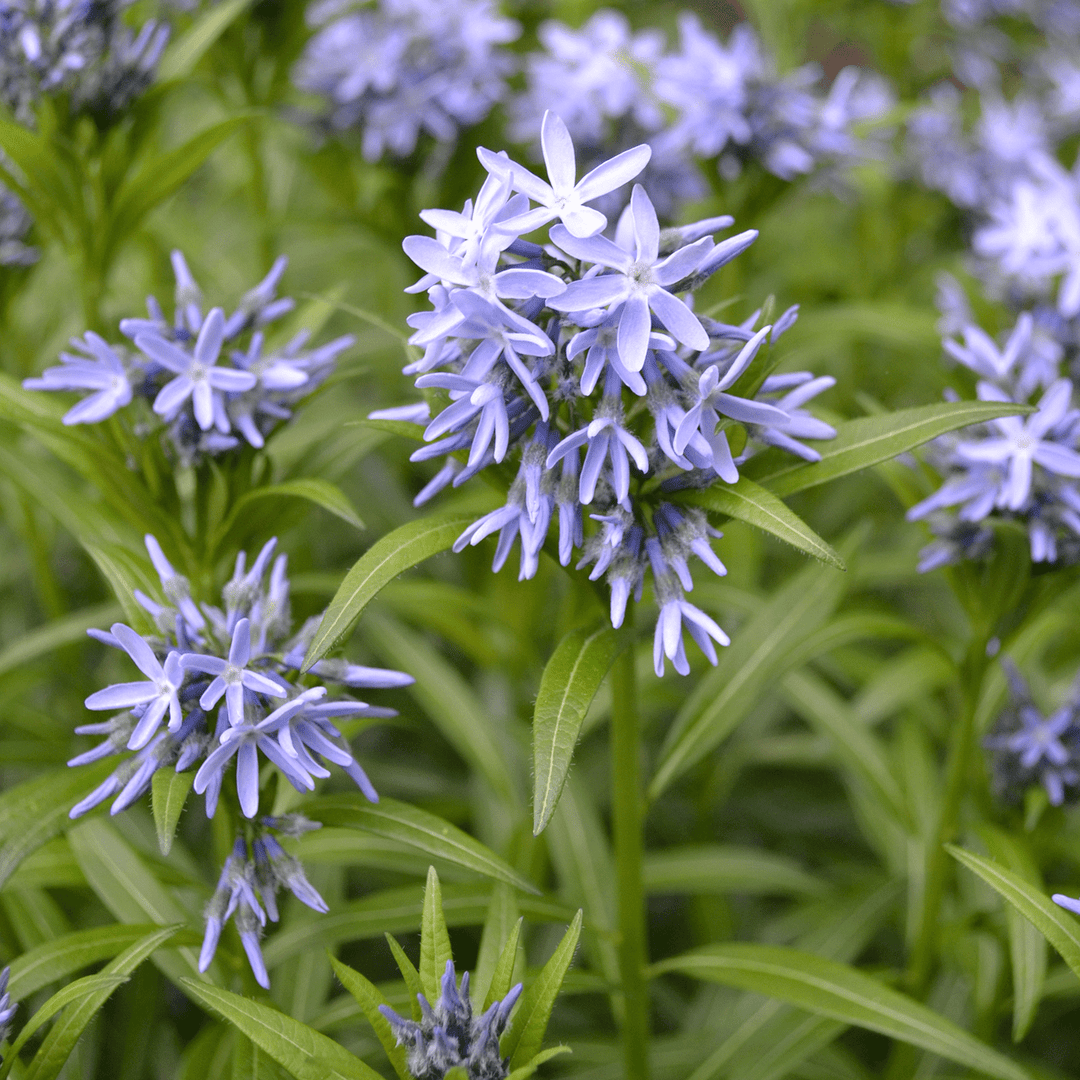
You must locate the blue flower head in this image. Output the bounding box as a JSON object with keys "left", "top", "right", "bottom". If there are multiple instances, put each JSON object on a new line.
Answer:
{"left": 909, "top": 305, "right": 1080, "bottom": 569}
{"left": 379, "top": 115, "right": 838, "bottom": 675}
{"left": 23, "top": 253, "right": 354, "bottom": 466}
{"left": 984, "top": 658, "right": 1080, "bottom": 807}
{"left": 0, "top": 0, "right": 169, "bottom": 127}
{"left": 378, "top": 960, "right": 522, "bottom": 1080}
{"left": 71, "top": 534, "right": 408, "bottom": 823}
{"left": 293, "top": 0, "right": 519, "bottom": 160}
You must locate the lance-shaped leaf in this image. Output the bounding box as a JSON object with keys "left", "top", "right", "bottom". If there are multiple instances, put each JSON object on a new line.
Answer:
{"left": 151, "top": 770, "right": 194, "bottom": 857}
{"left": 533, "top": 625, "right": 622, "bottom": 835}
{"left": 328, "top": 956, "right": 410, "bottom": 1080}
{"left": 506, "top": 1046, "right": 572, "bottom": 1079}
{"left": 21, "top": 926, "right": 180, "bottom": 1080}
{"left": 0, "top": 973, "right": 128, "bottom": 1080}
{"left": 675, "top": 477, "right": 845, "bottom": 570}
{"left": 504, "top": 910, "right": 583, "bottom": 1069}
{"left": 301, "top": 796, "right": 539, "bottom": 894}
{"left": 213, "top": 478, "right": 364, "bottom": 550}
{"left": 302, "top": 512, "right": 476, "bottom": 670}
{"left": 8, "top": 924, "right": 164, "bottom": 999}
{"left": 419, "top": 867, "right": 454, "bottom": 1003}
{"left": 749, "top": 400, "right": 1035, "bottom": 497}
{"left": 181, "top": 980, "right": 383, "bottom": 1080}
{"left": 948, "top": 845, "right": 1080, "bottom": 982}
{"left": 652, "top": 943, "right": 1032, "bottom": 1080}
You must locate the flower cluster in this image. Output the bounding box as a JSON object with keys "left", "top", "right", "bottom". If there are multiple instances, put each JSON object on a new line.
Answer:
{"left": 200, "top": 818, "right": 328, "bottom": 988}
{"left": 379, "top": 959, "right": 522, "bottom": 1080}
{"left": 984, "top": 658, "right": 1080, "bottom": 807}
{"left": 509, "top": 10, "right": 892, "bottom": 219}
{"left": 293, "top": 0, "right": 519, "bottom": 161}
{"left": 0, "top": 0, "right": 169, "bottom": 127}
{"left": 376, "top": 113, "right": 838, "bottom": 676}
{"left": 24, "top": 251, "right": 354, "bottom": 466}
{"left": 69, "top": 534, "right": 411, "bottom": 985}
{"left": 908, "top": 308, "right": 1080, "bottom": 568}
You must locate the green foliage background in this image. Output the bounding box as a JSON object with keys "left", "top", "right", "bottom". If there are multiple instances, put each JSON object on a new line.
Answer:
{"left": 2, "top": 1, "right": 1080, "bottom": 1079}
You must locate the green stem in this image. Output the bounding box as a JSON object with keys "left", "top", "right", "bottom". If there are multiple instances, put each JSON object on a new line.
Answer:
{"left": 906, "top": 634, "right": 989, "bottom": 993}
{"left": 611, "top": 644, "right": 650, "bottom": 1080}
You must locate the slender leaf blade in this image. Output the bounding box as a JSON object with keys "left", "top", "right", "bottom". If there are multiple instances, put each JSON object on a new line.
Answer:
{"left": 157, "top": 0, "right": 254, "bottom": 80}
{"left": 948, "top": 845, "right": 1080, "bottom": 982}
{"left": 301, "top": 796, "right": 539, "bottom": 894}
{"left": 302, "top": 512, "right": 475, "bottom": 670}
{"left": 752, "top": 401, "right": 1034, "bottom": 498}
{"left": 653, "top": 943, "right": 1032, "bottom": 1080}
{"left": 676, "top": 477, "right": 845, "bottom": 569}
{"left": 533, "top": 625, "right": 620, "bottom": 835}
{"left": 504, "top": 910, "right": 583, "bottom": 1069}
{"left": 216, "top": 479, "right": 364, "bottom": 547}
{"left": 151, "top": 770, "right": 193, "bottom": 857}
{"left": 181, "top": 980, "right": 383, "bottom": 1080}
{"left": 327, "top": 957, "right": 410, "bottom": 1080}
{"left": 419, "top": 867, "right": 454, "bottom": 1004}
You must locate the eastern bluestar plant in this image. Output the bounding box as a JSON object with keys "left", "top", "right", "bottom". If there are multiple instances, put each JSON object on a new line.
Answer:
{"left": 908, "top": 306, "right": 1080, "bottom": 567}
{"left": 69, "top": 533, "right": 412, "bottom": 985}
{"left": 374, "top": 112, "right": 839, "bottom": 676}
{"left": 508, "top": 9, "right": 891, "bottom": 220}
{"left": 379, "top": 960, "right": 522, "bottom": 1080}
{"left": 292, "top": 0, "right": 519, "bottom": 161}
{"left": 984, "top": 658, "right": 1080, "bottom": 807}
{"left": 0, "top": 0, "right": 170, "bottom": 127}
{"left": 23, "top": 251, "right": 355, "bottom": 466}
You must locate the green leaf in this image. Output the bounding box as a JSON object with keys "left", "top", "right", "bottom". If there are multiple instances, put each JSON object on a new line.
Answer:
{"left": 0, "top": 972, "right": 129, "bottom": 1079}
{"left": 327, "top": 956, "right": 410, "bottom": 1080}
{"left": 22, "top": 926, "right": 180, "bottom": 1080}
{"left": 302, "top": 512, "right": 475, "bottom": 670}
{"left": 504, "top": 910, "right": 582, "bottom": 1069}
{"left": 0, "top": 602, "right": 121, "bottom": 678}
{"left": 68, "top": 819, "right": 203, "bottom": 986}
{"left": 83, "top": 543, "right": 157, "bottom": 630}
{"left": 419, "top": 866, "right": 454, "bottom": 1004}
{"left": 300, "top": 796, "right": 539, "bottom": 894}
{"left": 643, "top": 845, "right": 823, "bottom": 897}
{"left": 214, "top": 479, "right": 364, "bottom": 550}
{"left": 749, "top": 400, "right": 1033, "bottom": 498}
{"left": 650, "top": 547, "right": 849, "bottom": 798}
{"left": 948, "top": 845, "right": 1080, "bottom": 982}
{"left": 110, "top": 116, "right": 249, "bottom": 241}
{"left": 532, "top": 625, "right": 621, "bottom": 835}
{"left": 157, "top": 0, "right": 254, "bottom": 80}
{"left": 676, "top": 477, "right": 845, "bottom": 569}
{"left": 0, "top": 760, "right": 115, "bottom": 889}
{"left": 8, "top": 924, "right": 162, "bottom": 999}
{"left": 505, "top": 1046, "right": 572, "bottom": 1080}
{"left": 977, "top": 830, "right": 1047, "bottom": 1042}
{"left": 484, "top": 917, "right": 524, "bottom": 1012}
{"left": 151, "top": 770, "right": 194, "bottom": 857}
{"left": 652, "top": 943, "right": 1032, "bottom": 1080}
{"left": 474, "top": 885, "right": 520, "bottom": 1009}
{"left": 385, "top": 934, "right": 425, "bottom": 1024}
{"left": 181, "top": 980, "right": 383, "bottom": 1080}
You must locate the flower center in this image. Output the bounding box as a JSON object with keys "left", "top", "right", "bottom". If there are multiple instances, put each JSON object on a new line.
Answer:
{"left": 628, "top": 261, "right": 654, "bottom": 291}
{"left": 223, "top": 664, "right": 243, "bottom": 685}
{"left": 189, "top": 361, "right": 207, "bottom": 383}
